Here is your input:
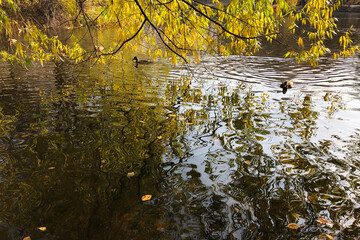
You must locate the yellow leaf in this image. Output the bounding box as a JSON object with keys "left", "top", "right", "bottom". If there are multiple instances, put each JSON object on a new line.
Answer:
{"left": 48, "top": 167, "right": 55, "bottom": 170}
{"left": 141, "top": 194, "right": 152, "bottom": 201}
{"left": 318, "top": 233, "right": 334, "bottom": 239}
{"left": 9, "top": 39, "right": 17, "bottom": 45}
{"left": 298, "top": 37, "right": 304, "bottom": 47}
{"left": 169, "top": 114, "right": 176, "bottom": 117}
{"left": 316, "top": 218, "right": 333, "bottom": 226}
{"left": 127, "top": 172, "right": 135, "bottom": 178}
{"left": 23, "top": 237, "right": 31, "bottom": 240}
{"left": 37, "top": 227, "right": 46, "bottom": 231}
{"left": 244, "top": 161, "right": 251, "bottom": 165}
{"left": 324, "top": 234, "right": 334, "bottom": 240}
{"left": 179, "top": 117, "right": 186, "bottom": 121}
{"left": 286, "top": 223, "right": 300, "bottom": 229}
{"left": 157, "top": 136, "right": 163, "bottom": 140}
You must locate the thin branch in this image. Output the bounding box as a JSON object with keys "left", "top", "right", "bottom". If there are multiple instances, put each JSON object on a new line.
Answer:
{"left": 134, "top": 0, "right": 188, "bottom": 64}
{"left": 182, "top": 0, "right": 278, "bottom": 40}
{"left": 101, "top": 19, "right": 147, "bottom": 56}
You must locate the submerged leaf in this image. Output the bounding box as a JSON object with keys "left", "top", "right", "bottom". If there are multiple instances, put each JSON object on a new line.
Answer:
{"left": 141, "top": 194, "right": 152, "bottom": 201}
{"left": 316, "top": 218, "right": 333, "bottom": 226}
{"left": 127, "top": 172, "right": 135, "bottom": 178}
{"left": 286, "top": 223, "right": 300, "bottom": 229}
{"left": 318, "top": 233, "right": 334, "bottom": 239}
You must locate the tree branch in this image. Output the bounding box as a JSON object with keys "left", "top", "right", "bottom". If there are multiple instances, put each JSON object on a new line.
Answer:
{"left": 134, "top": 0, "right": 188, "bottom": 64}
{"left": 182, "top": 0, "right": 278, "bottom": 40}
{"left": 101, "top": 19, "right": 147, "bottom": 56}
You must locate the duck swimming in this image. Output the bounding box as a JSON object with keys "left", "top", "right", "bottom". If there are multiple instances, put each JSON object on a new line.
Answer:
{"left": 280, "top": 80, "right": 293, "bottom": 94}
{"left": 133, "top": 56, "right": 153, "bottom": 67}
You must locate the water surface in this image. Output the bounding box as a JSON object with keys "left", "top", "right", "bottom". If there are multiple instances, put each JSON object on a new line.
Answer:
{"left": 0, "top": 25, "right": 360, "bottom": 240}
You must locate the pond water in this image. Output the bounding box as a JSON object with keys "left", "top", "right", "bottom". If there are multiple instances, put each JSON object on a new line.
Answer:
{"left": 0, "top": 20, "right": 360, "bottom": 240}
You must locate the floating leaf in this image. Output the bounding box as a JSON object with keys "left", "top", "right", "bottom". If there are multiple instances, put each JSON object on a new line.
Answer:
{"left": 286, "top": 223, "right": 300, "bottom": 229}
{"left": 141, "top": 194, "right": 152, "bottom": 201}
{"left": 48, "top": 167, "right": 55, "bottom": 170}
{"left": 318, "top": 233, "right": 334, "bottom": 239}
{"left": 23, "top": 237, "right": 31, "bottom": 240}
{"left": 269, "top": 106, "right": 277, "bottom": 109}
{"left": 169, "top": 114, "right": 176, "bottom": 117}
{"left": 37, "top": 227, "right": 46, "bottom": 231}
{"left": 9, "top": 39, "right": 17, "bottom": 45}
{"left": 127, "top": 172, "right": 135, "bottom": 178}
{"left": 157, "top": 136, "right": 163, "bottom": 140}
{"left": 179, "top": 117, "right": 186, "bottom": 121}
{"left": 316, "top": 218, "right": 333, "bottom": 226}
{"left": 244, "top": 161, "right": 251, "bottom": 165}
{"left": 324, "top": 234, "right": 334, "bottom": 240}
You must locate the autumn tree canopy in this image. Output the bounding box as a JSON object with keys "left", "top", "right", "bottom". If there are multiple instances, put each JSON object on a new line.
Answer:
{"left": 0, "top": 0, "right": 358, "bottom": 66}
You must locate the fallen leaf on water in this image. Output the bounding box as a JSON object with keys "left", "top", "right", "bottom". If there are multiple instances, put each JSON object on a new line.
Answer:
{"left": 9, "top": 39, "right": 17, "bottom": 45}
{"left": 37, "top": 227, "right": 46, "bottom": 231}
{"left": 48, "top": 167, "right": 55, "bottom": 170}
{"left": 316, "top": 218, "right": 333, "bottom": 226}
{"left": 127, "top": 172, "right": 135, "bottom": 178}
{"left": 186, "top": 122, "right": 193, "bottom": 125}
{"left": 169, "top": 114, "right": 176, "bottom": 117}
{"left": 318, "top": 233, "right": 334, "bottom": 240}
{"left": 269, "top": 106, "right": 277, "bottom": 109}
{"left": 291, "top": 212, "right": 300, "bottom": 219}
{"left": 179, "top": 117, "right": 186, "bottom": 121}
{"left": 286, "top": 223, "right": 300, "bottom": 230}
{"left": 157, "top": 136, "right": 163, "bottom": 140}
{"left": 141, "top": 194, "right": 152, "bottom": 201}
{"left": 324, "top": 234, "right": 334, "bottom": 240}
{"left": 244, "top": 161, "right": 251, "bottom": 165}
{"left": 23, "top": 237, "right": 31, "bottom": 240}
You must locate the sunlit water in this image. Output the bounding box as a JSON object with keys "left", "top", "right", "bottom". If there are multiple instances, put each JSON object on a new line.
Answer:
{"left": 0, "top": 30, "right": 360, "bottom": 240}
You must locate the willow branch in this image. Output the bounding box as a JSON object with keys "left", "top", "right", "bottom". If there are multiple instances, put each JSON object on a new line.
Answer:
{"left": 134, "top": 0, "right": 188, "bottom": 64}
{"left": 101, "top": 19, "right": 147, "bottom": 56}
{"left": 182, "top": 0, "right": 278, "bottom": 40}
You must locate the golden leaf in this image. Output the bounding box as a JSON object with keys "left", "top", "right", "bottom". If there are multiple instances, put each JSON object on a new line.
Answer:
{"left": 286, "top": 223, "right": 300, "bottom": 230}
{"left": 316, "top": 218, "right": 333, "bottom": 226}
{"left": 141, "top": 194, "right": 152, "bottom": 201}
{"left": 37, "top": 227, "right": 46, "bottom": 231}
{"left": 23, "top": 237, "right": 31, "bottom": 240}
{"left": 9, "top": 39, "right": 17, "bottom": 45}
{"left": 244, "top": 161, "right": 251, "bottom": 165}
{"left": 157, "top": 136, "right": 163, "bottom": 140}
{"left": 318, "top": 233, "right": 334, "bottom": 239}
{"left": 179, "top": 117, "right": 186, "bottom": 121}
{"left": 169, "top": 114, "right": 176, "bottom": 117}
{"left": 324, "top": 234, "right": 334, "bottom": 240}
{"left": 127, "top": 172, "right": 135, "bottom": 178}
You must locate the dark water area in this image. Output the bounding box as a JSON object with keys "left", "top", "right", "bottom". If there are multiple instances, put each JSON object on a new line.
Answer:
{"left": 0, "top": 15, "right": 360, "bottom": 240}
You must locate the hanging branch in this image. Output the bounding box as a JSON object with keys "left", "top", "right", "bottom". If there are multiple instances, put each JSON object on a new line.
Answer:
{"left": 134, "top": 0, "right": 188, "bottom": 64}
{"left": 101, "top": 19, "right": 147, "bottom": 56}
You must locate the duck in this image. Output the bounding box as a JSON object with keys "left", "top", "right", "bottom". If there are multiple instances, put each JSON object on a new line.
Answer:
{"left": 133, "top": 56, "right": 153, "bottom": 67}
{"left": 280, "top": 80, "right": 293, "bottom": 94}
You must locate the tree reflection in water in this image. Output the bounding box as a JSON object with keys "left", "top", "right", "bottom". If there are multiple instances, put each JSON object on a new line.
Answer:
{"left": 0, "top": 55, "right": 359, "bottom": 239}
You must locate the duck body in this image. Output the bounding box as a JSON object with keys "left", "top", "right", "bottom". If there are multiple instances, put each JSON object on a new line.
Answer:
{"left": 280, "top": 80, "right": 293, "bottom": 89}
{"left": 280, "top": 80, "right": 293, "bottom": 94}
{"left": 133, "top": 56, "right": 153, "bottom": 67}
